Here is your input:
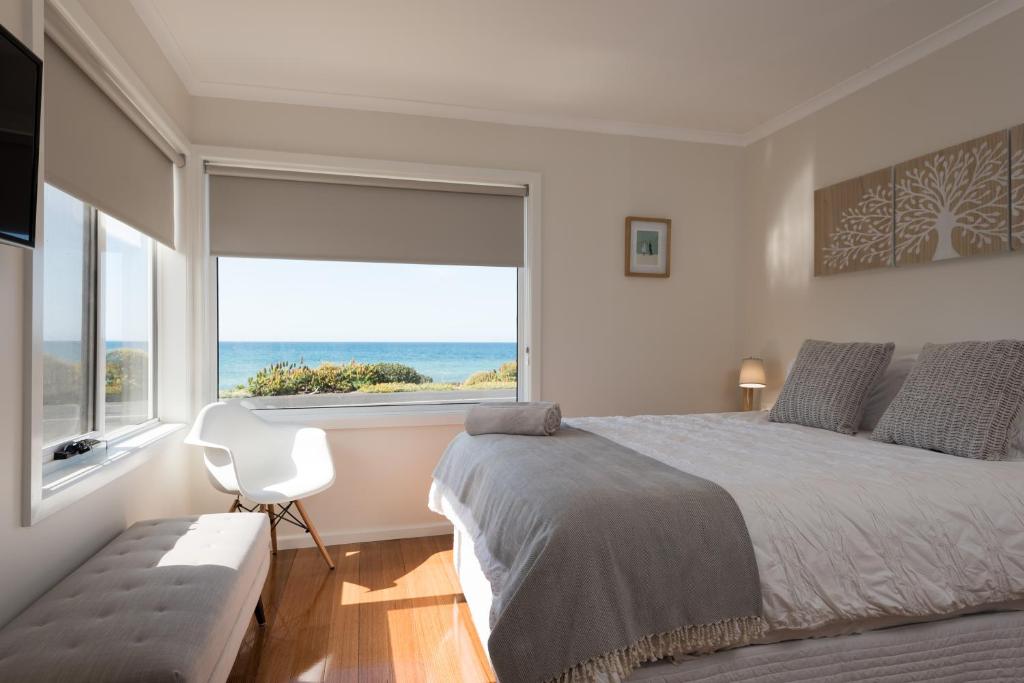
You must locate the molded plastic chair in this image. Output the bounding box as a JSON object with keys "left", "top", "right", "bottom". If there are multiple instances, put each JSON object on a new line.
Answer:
{"left": 185, "top": 400, "right": 336, "bottom": 569}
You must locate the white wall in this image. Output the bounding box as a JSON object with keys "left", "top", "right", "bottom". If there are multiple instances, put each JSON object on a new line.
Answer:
{"left": 741, "top": 9, "right": 1024, "bottom": 404}
{"left": 188, "top": 97, "right": 746, "bottom": 542}
{"left": 0, "top": 0, "right": 192, "bottom": 628}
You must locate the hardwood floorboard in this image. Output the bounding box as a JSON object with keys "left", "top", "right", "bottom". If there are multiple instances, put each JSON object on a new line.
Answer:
{"left": 323, "top": 544, "right": 360, "bottom": 683}
{"left": 229, "top": 534, "right": 494, "bottom": 682}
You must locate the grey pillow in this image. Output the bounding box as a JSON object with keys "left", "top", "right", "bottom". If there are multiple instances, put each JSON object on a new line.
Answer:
{"left": 769, "top": 339, "right": 895, "bottom": 435}
{"left": 860, "top": 354, "right": 917, "bottom": 431}
{"left": 871, "top": 340, "right": 1024, "bottom": 460}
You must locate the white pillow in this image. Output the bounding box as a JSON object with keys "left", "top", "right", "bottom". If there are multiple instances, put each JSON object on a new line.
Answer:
{"left": 860, "top": 354, "right": 917, "bottom": 431}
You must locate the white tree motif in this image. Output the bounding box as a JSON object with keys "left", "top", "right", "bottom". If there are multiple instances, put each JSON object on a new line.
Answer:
{"left": 895, "top": 139, "right": 1008, "bottom": 262}
{"left": 1012, "top": 143, "right": 1024, "bottom": 250}
{"left": 822, "top": 183, "right": 892, "bottom": 271}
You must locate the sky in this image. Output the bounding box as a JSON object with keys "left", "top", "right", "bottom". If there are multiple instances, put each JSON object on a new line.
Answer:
{"left": 217, "top": 257, "right": 517, "bottom": 342}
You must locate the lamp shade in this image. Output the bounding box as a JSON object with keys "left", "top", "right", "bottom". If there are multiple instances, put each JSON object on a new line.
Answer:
{"left": 739, "top": 357, "right": 766, "bottom": 388}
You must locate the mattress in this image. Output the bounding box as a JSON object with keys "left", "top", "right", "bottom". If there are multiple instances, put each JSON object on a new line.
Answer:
{"left": 429, "top": 411, "right": 1024, "bottom": 677}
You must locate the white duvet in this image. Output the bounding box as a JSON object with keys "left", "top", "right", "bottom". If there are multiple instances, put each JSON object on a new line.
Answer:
{"left": 565, "top": 411, "right": 1024, "bottom": 637}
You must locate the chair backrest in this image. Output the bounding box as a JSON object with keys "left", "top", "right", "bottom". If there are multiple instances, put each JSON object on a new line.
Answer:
{"left": 186, "top": 401, "right": 291, "bottom": 495}
{"left": 186, "top": 400, "right": 333, "bottom": 502}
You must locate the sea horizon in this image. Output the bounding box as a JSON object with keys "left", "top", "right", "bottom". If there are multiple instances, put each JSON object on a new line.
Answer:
{"left": 44, "top": 339, "right": 517, "bottom": 391}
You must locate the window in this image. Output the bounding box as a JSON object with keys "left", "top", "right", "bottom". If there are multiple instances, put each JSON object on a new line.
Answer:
{"left": 41, "top": 184, "right": 156, "bottom": 455}
{"left": 216, "top": 258, "right": 518, "bottom": 408}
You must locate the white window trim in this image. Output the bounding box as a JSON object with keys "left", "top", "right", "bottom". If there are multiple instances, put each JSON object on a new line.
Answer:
{"left": 23, "top": 0, "right": 192, "bottom": 526}
{"left": 191, "top": 145, "right": 543, "bottom": 429}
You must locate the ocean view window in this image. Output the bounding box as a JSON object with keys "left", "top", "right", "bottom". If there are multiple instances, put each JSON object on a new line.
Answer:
{"left": 41, "top": 184, "right": 156, "bottom": 456}
{"left": 217, "top": 258, "right": 518, "bottom": 408}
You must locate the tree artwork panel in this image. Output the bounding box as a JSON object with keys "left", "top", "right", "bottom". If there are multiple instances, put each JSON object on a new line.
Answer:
{"left": 1011, "top": 125, "right": 1024, "bottom": 251}
{"left": 894, "top": 131, "right": 1009, "bottom": 265}
{"left": 814, "top": 168, "right": 893, "bottom": 276}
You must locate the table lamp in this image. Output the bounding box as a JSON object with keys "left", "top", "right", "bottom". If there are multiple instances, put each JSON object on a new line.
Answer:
{"left": 739, "top": 357, "right": 766, "bottom": 411}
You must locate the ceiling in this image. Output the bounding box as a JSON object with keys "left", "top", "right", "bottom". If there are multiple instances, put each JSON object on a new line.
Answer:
{"left": 126, "top": 0, "right": 1012, "bottom": 145}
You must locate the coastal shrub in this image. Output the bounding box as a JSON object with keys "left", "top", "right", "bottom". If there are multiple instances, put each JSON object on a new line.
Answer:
{"left": 464, "top": 361, "right": 517, "bottom": 386}
{"left": 496, "top": 361, "right": 517, "bottom": 382}
{"left": 245, "top": 360, "right": 429, "bottom": 396}
{"left": 43, "top": 354, "right": 83, "bottom": 405}
{"left": 246, "top": 361, "right": 307, "bottom": 396}
{"left": 350, "top": 361, "right": 432, "bottom": 385}
{"left": 464, "top": 370, "right": 498, "bottom": 385}
{"left": 106, "top": 348, "right": 149, "bottom": 399}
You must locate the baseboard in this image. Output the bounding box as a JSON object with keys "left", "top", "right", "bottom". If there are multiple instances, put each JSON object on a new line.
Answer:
{"left": 276, "top": 521, "right": 454, "bottom": 550}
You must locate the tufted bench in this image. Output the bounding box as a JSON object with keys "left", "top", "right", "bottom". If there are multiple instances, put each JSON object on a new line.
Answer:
{"left": 0, "top": 513, "right": 270, "bottom": 683}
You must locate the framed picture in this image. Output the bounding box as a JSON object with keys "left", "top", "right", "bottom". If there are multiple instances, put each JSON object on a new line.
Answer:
{"left": 625, "top": 216, "right": 671, "bottom": 277}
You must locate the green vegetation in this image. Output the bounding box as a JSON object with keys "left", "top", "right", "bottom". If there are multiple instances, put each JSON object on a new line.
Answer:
{"left": 230, "top": 359, "right": 517, "bottom": 398}
{"left": 105, "top": 348, "right": 149, "bottom": 399}
{"left": 44, "top": 349, "right": 149, "bottom": 404}
{"left": 43, "top": 355, "right": 83, "bottom": 405}
{"left": 464, "top": 361, "right": 517, "bottom": 386}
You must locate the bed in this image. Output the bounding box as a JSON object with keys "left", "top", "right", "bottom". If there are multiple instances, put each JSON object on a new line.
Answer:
{"left": 429, "top": 411, "right": 1024, "bottom": 682}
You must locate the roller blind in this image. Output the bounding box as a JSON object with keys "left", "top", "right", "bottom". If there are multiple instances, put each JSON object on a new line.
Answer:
{"left": 44, "top": 38, "right": 175, "bottom": 248}
{"left": 207, "top": 167, "right": 526, "bottom": 267}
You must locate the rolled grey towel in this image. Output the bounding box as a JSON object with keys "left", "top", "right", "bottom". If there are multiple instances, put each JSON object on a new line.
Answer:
{"left": 465, "top": 401, "right": 562, "bottom": 436}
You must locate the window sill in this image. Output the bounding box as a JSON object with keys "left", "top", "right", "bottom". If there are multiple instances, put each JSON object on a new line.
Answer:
{"left": 33, "top": 422, "right": 186, "bottom": 524}
{"left": 248, "top": 402, "right": 474, "bottom": 430}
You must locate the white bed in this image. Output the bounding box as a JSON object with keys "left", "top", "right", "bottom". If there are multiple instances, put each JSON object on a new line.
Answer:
{"left": 429, "top": 411, "right": 1024, "bottom": 681}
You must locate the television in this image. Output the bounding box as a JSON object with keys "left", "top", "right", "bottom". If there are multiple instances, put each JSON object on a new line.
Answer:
{"left": 0, "top": 22, "right": 42, "bottom": 249}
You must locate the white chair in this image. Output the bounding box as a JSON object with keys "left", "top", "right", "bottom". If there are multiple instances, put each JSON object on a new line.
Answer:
{"left": 185, "top": 400, "right": 336, "bottom": 569}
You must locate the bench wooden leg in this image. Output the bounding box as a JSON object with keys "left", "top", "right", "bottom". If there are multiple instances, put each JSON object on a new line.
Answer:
{"left": 254, "top": 597, "right": 266, "bottom": 627}
{"left": 267, "top": 503, "right": 278, "bottom": 555}
{"left": 294, "top": 499, "right": 335, "bottom": 570}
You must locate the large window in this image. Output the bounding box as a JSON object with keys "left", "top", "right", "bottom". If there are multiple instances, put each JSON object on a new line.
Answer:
{"left": 42, "top": 184, "right": 156, "bottom": 454}
{"left": 217, "top": 258, "right": 518, "bottom": 408}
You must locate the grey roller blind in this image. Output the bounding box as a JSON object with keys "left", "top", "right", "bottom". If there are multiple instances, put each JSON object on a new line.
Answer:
{"left": 207, "top": 167, "right": 526, "bottom": 267}
{"left": 44, "top": 38, "right": 175, "bottom": 248}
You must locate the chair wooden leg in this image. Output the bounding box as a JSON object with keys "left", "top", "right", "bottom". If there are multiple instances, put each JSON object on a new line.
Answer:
{"left": 267, "top": 503, "right": 278, "bottom": 555}
{"left": 254, "top": 597, "right": 266, "bottom": 627}
{"left": 228, "top": 497, "right": 239, "bottom": 513}
{"left": 294, "top": 499, "right": 334, "bottom": 570}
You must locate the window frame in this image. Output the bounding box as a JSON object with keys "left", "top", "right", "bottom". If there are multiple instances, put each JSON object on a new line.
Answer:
{"left": 196, "top": 147, "right": 543, "bottom": 427}
{"left": 40, "top": 190, "right": 160, "bottom": 466}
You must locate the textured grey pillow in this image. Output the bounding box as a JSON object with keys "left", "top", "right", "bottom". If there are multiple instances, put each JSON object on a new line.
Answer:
{"left": 860, "top": 354, "right": 917, "bottom": 431}
{"left": 769, "top": 339, "right": 895, "bottom": 435}
{"left": 872, "top": 340, "right": 1024, "bottom": 460}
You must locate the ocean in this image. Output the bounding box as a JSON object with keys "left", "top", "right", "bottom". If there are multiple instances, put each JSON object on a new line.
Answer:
{"left": 218, "top": 341, "right": 517, "bottom": 390}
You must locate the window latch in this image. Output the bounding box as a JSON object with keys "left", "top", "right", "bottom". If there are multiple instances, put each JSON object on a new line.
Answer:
{"left": 54, "top": 438, "right": 103, "bottom": 460}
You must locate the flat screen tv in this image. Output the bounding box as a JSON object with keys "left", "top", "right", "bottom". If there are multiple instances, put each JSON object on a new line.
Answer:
{"left": 0, "top": 22, "right": 42, "bottom": 249}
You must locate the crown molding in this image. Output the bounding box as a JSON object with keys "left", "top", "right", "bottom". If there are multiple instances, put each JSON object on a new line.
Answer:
{"left": 740, "top": 0, "right": 1024, "bottom": 145}
{"left": 132, "top": 0, "right": 1022, "bottom": 148}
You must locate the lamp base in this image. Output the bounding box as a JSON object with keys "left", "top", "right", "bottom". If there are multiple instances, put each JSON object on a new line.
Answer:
{"left": 740, "top": 387, "right": 760, "bottom": 411}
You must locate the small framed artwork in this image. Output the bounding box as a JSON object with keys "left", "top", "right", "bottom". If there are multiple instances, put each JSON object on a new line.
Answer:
{"left": 625, "top": 216, "right": 671, "bottom": 277}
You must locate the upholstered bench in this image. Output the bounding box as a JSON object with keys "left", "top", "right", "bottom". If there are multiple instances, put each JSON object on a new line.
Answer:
{"left": 0, "top": 513, "right": 270, "bottom": 682}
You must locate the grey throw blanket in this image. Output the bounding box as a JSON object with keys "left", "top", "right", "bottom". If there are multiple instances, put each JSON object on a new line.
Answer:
{"left": 433, "top": 427, "right": 766, "bottom": 683}
{"left": 465, "top": 401, "right": 562, "bottom": 436}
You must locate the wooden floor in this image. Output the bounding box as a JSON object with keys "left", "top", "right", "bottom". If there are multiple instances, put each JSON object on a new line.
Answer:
{"left": 229, "top": 535, "right": 496, "bottom": 683}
